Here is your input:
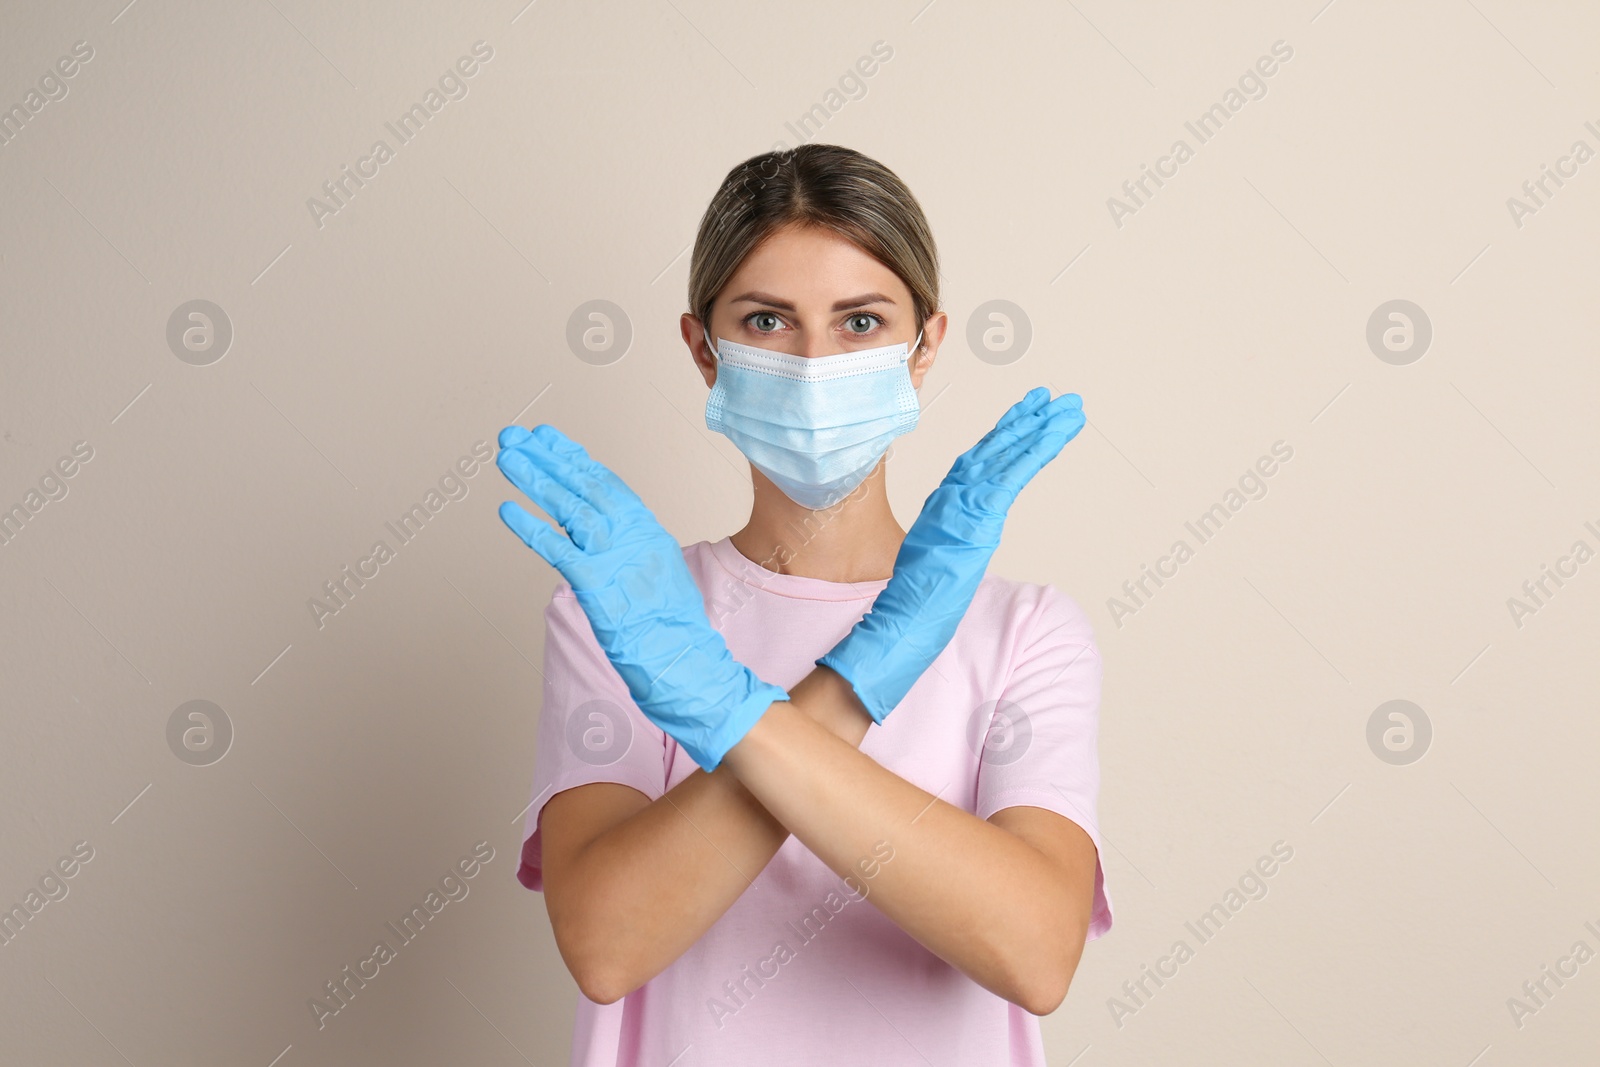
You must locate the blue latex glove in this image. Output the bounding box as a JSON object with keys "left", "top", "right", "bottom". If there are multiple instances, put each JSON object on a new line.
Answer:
{"left": 495, "top": 424, "right": 788, "bottom": 772}
{"left": 817, "top": 387, "right": 1086, "bottom": 724}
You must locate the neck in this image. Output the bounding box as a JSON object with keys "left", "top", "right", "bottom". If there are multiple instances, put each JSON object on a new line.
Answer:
{"left": 730, "top": 462, "right": 905, "bottom": 583}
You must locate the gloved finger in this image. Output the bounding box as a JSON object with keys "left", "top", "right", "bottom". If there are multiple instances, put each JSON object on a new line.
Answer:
{"left": 1011, "top": 391, "right": 1082, "bottom": 437}
{"left": 987, "top": 405, "right": 1086, "bottom": 495}
{"left": 993, "top": 386, "right": 1052, "bottom": 430}
{"left": 953, "top": 387, "right": 1070, "bottom": 478}
{"left": 498, "top": 424, "right": 535, "bottom": 449}
{"left": 498, "top": 500, "right": 585, "bottom": 576}
{"left": 959, "top": 403, "right": 1077, "bottom": 489}
{"left": 526, "top": 425, "right": 648, "bottom": 523}
{"left": 947, "top": 388, "right": 1051, "bottom": 479}
{"left": 970, "top": 387, "right": 1050, "bottom": 451}
{"left": 530, "top": 423, "right": 586, "bottom": 457}
{"left": 496, "top": 444, "right": 609, "bottom": 551}
{"left": 962, "top": 393, "right": 1084, "bottom": 479}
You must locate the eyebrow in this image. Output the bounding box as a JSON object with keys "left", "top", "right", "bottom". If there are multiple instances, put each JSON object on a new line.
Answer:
{"left": 727, "top": 291, "right": 897, "bottom": 312}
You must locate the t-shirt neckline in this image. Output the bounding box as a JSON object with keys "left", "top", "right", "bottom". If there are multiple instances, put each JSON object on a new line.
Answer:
{"left": 706, "top": 535, "right": 890, "bottom": 602}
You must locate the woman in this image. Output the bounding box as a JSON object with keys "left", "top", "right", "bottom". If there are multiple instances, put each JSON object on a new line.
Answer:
{"left": 497, "top": 144, "right": 1110, "bottom": 1065}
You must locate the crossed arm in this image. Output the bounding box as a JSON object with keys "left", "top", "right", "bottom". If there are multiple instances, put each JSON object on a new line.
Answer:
{"left": 539, "top": 663, "right": 1099, "bottom": 1015}
{"left": 498, "top": 388, "right": 1097, "bottom": 1013}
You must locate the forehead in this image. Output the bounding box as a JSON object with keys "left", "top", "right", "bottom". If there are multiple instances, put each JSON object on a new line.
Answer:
{"left": 724, "top": 224, "right": 909, "bottom": 307}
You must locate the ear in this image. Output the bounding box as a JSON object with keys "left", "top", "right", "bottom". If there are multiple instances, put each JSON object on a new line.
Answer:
{"left": 680, "top": 312, "right": 718, "bottom": 388}
{"left": 908, "top": 310, "right": 948, "bottom": 390}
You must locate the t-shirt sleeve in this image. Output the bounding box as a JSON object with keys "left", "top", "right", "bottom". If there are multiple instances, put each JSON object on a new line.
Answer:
{"left": 975, "top": 583, "right": 1113, "bottom": 940}
{"left": 517, "top": 582, "right": 668, "bottom": 893}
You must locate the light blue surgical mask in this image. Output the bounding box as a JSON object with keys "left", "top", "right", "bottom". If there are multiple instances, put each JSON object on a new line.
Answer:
{"left": 703, "top": 326, "right": 923, "bottom": 510}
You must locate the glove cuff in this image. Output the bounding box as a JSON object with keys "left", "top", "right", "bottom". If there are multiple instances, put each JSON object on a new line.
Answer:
{"left": 684, "top": 673, "right": 789, "bottom": 773}
{"left": 816, "top": 646, "right": 893, "bottom": 725}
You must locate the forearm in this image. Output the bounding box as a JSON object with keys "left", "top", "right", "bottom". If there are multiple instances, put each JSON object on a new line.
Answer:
{"left": 721, "top": 666, "right": 1085, "bottom": 1014}
{"left": 563, "top": 679, "right": 872, "bottom": 1002}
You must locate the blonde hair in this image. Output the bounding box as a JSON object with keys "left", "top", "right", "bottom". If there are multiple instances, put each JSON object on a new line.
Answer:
{"left": 688, "top": 145, "right": 939, "bottom": 345}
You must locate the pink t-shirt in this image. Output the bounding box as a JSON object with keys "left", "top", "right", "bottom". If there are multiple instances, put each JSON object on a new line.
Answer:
{"left": 518, "top": 535, "right": 1112, "bottom": 1066}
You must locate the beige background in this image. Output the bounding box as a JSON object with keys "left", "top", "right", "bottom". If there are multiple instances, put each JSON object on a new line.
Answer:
{"left": 2, "top": 0, "right": 1596, "bottom": 1063}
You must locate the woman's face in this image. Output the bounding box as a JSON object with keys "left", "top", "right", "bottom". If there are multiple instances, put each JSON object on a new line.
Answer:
{"left": 682, "top": 222, "right": 946, "bottom": 390}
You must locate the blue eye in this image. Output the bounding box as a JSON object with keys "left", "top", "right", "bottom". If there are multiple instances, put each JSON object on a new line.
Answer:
{"left": 745, "top": 312, "right": 783, "bottom": 333}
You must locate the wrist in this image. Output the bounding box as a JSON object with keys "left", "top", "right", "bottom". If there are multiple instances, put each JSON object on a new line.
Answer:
{"left": 814, "top": 647, "right": 892, "bottom": 725}
{"left": 686, "top": 672, "right": 788, "bottom": 773}
{"left": 794, "top": 665, "right": 874, "bottom": 743}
